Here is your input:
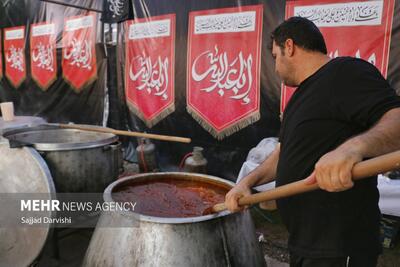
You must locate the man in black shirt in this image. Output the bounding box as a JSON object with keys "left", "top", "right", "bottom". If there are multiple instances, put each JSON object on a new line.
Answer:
{"left": 225, "top": 17, "right": 400, "bottom": 267}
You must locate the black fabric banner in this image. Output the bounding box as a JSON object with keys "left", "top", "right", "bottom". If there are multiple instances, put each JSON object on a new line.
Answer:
{"left": 101, "top": 0, "right": 130, "bottom": 23}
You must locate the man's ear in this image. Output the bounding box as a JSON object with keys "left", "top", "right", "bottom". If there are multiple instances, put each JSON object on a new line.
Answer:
{"left": 285, "top": 39, "right": 294, "bottom": 57}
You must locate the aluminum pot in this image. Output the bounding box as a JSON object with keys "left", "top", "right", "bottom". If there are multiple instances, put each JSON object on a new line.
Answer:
{"left": 0, "top": 143, "right": 55, "bottom": 267}
{"left": 3, "top": 125, "right": 122, "bottom": 193}
{"left": 83, "top": 172, "right": 266, "bottom": 267}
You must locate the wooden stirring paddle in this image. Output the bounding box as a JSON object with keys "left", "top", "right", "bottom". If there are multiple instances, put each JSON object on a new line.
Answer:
{"left": 207, "top": 150, "right": 400, "bottom": 214}
{"left": 58, "top": 123, "right": 191, "bottom": 143}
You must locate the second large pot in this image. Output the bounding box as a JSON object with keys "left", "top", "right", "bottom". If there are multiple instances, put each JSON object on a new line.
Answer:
{"left": 83, "top": 172, "right": 265, "bottom": 267}
{"left": 3, "top": 125, "right": 122, "bottom": 193}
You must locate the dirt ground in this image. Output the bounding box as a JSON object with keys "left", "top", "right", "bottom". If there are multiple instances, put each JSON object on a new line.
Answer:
{"left": 251, "top": 207, "right": 400, "bottom": 267}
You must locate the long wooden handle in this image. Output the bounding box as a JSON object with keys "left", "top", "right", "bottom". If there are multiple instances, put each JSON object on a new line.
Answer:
{"left": 212, "top": 150, "right": 400, "bottom": 212}
{"left": 58, "top": 123, "right": 191, "bottom": 143}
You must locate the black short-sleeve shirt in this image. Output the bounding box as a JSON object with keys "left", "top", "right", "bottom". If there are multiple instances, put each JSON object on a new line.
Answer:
{"left": 276, "top": 57, "right": 400, "bottom": 258}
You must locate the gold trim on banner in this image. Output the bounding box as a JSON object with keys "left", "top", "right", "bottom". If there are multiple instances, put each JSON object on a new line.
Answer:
{"left": 62, "top": 71, "right": 98, "bottom": 93}
{"left": 32, "top": 72, "right": 57, "bottom": 91}
{"left": 30, "top": 27, "right": 57, "bottom": 91}
{"left": 127, "top": 101, "right": 175, "bottom": 128}
{"left": 61, "top": 13, "right": 98, "bottom": 93}
{"left": 187, "top": 106, "right": 260, "bottom": 140}
{"left": 5, "top": 67, "right": 26, "bottom": 89}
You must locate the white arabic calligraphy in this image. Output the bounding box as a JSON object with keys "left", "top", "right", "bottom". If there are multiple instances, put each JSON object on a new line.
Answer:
{"left": 191, "top": 45, "right": 253, "bottom": 105}
{"left": 6, "top": 45, "right": 24, "bottom": 71}
{"left": 297, "top": 6, "right": 379, "bottom": 24}
{"left": 64, "top": 38, "right": 92, "bottom": 70}
{"left": 195, "top": 12, "right": 256, "bottom": 34}
{"left": 294, "top": 1, "right": 383, "bottom": 27}
{"left": 130, "top": 22, "right": 169, "bottom": 39}
{"left": 107, "top": 0, "right": 124, "bottom": 17}
{"left": 329, "top": 49, "right": 376, "bottom": 65}
{"left": 32, "top": 42, "right": 54, "bottom": 71}
{"left": 129, "top": 52, "right": 169, "bottom": 100}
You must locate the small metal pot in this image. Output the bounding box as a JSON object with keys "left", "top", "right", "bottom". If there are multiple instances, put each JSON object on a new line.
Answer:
{"left": 83, "top": 172, "right": 265, "bottom": 267}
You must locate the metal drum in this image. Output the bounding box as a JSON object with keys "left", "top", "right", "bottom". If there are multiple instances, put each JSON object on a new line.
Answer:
{"left": 3, "top": 125, "right": 122, "bottom": 193}
{"left": 83, "top": 172, "right": 265, "bottom": 267}
{"left": 0, "top": 143, "right": 55, "bottom": 267}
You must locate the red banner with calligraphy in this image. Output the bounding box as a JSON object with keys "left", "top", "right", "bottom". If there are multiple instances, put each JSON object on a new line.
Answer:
{"left": 62, "top": 14, "right": 97, "bottom": 92}
{"left": 125, "top": 14, "right": 176, "bottom": 127}
{"left": 30, "top": 22, "right": 57, "bottom": 91}
{"left": 187, "top": 5, "right": 263, "bottom": 139}
{"left": 4, "top": 26, "right": 26, "bottom": 88}
{"left": 281, "top": 0, "right": 394, "bottom": 112}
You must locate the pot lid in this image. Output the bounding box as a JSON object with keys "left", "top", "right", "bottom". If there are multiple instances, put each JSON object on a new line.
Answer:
{"left": 3, "top": 124, "right": 118, "bottom": 151}
{"left": 0, "top": 116, "right": 46, "bottom": 134}
{"left": 0, "top": 143, "right": 55, "bottom": 267}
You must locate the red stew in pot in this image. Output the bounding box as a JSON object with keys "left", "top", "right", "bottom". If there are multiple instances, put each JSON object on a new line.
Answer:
{"left": 112, "top": 178, "right": 230, "bottom": 218}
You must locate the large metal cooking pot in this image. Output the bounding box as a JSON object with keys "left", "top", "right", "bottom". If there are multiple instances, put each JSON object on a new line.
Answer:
{"left": 83, "top": 172, "right": 265, "bottom": 267}
{"left": 3, "top": 125, "right": 122, "bottom": 193}
{"left": 0, "top": 143, "right": 55, "bottom": 267}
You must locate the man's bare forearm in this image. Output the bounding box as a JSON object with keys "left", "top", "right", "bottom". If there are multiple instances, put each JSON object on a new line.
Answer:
{"left": 336, "top": 108, "right": 400, "bottom": 158}
{"left": 238, "top": 144, "right": 280, "bottom": 188}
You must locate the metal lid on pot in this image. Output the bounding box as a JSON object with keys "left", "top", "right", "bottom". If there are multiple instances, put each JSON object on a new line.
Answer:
{"left": 0, "top": 116, "right": 46, "bottom": 134}
{"left": 3, "top": 124, "right": 118, "bottom": 151}
{"left": 0, "top": 143, "right": 55, "bottom": 266}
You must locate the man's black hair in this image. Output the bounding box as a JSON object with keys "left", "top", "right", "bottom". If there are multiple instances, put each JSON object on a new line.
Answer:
{"left": 271, "top": 17, "right": 327, "bottom": 54}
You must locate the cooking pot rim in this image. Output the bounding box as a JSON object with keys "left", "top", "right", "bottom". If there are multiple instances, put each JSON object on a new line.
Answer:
{"left": 104, "top": 172, "right": 234, "bottom": 224}
{"left": 3, "top": 124, "right": 118, "bottom": 151}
